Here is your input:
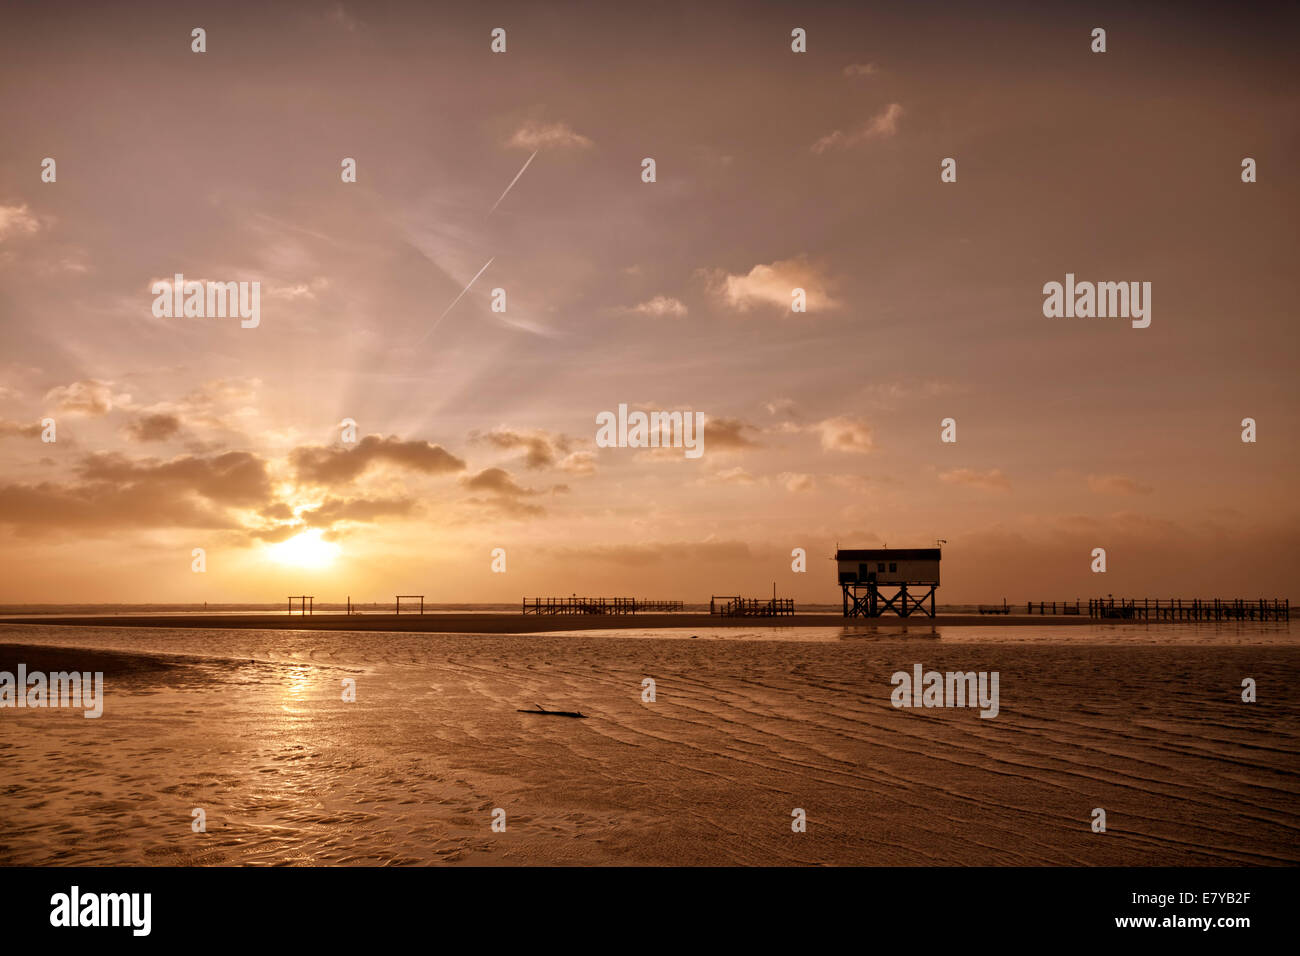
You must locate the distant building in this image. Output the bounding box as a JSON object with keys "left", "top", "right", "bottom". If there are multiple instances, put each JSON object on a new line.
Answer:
{"left": 835, "top": 547, "right": 941, "bottom": 617}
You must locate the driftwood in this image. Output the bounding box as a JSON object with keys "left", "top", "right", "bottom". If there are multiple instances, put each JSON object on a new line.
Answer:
{"left": 517, "top": 703, "right": 587, "bottom": 719}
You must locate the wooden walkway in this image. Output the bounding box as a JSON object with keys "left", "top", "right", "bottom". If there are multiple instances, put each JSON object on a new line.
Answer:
{"left": 710, "top": 595, "right": 796, "bottom": 617}
{"left": 522, "top": 597, "right": 684, "bottom": 615}
{"left": 1025, "top": 601, "right": 1083, "bottom": 615}
{"left": 1087, "top": 597, "right": 1289, "bottom": 621}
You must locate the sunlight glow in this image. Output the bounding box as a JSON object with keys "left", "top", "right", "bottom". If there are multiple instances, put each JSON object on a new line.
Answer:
{"left": 268, "top": 529, "right": 340, "bottom": 568}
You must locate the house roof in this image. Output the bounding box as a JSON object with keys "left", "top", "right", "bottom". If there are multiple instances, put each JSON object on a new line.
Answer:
{"left": 835, "top": 548, "right": 941, "bottom": 562}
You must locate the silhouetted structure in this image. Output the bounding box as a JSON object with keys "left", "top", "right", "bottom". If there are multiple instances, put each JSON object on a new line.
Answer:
{"left": 288, "top": 595, "right": 314, "bottom": 615}
{"left": 1089, "top": 597, "right": 1288, "bottom": 621}
{"left": 522, "top": 597, "right": 683, "bottom": 615}
{"left": 709, "top": 595, "right": 795, "bottom": 617}
{"left": 396, "top": 595, "right": 424, "bottom": 615}
{"left": 837, "top": 548, "right": 941, "bottom": 618}
{"left": 1026, "top": 601, "right": 1082, "bottom": 614}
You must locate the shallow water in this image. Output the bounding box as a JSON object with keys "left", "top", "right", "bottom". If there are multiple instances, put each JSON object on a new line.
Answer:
{"left": 1, "top": 622, "right": 1296, "bottom": 865}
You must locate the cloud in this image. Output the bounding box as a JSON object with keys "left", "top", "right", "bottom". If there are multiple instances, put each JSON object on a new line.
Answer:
{"left": 704, "top": 417, "right": 760, "bottom": 451}
{"left": 183, "top": 378, "right": 261, "bottom": 407}
{"left": 702, "top": 466, "right": 756, "bottom": 485}
{"left": 124, "top": 413, "right": 183, "bottom": 442}
{"left": 558, "top": 450, "right": 596, "bottom": 475}
{"left": 78, "top": 450, "right": 273, "bottom": 506}
{"left": 778, "top": 472, "right": 816, "bottom": 493}
{"left": 459, "top": 467, "right": 546, "bottom": 517}
{"left": 624, "top": 295, "right": 687, "bottom": 318}
{"left": 508, "top": 121, "right": 593, "bottom": 151}
{"left": 291, "top": 435, "right": 466, "bottom": 484}
{"left": 298, "top": 495, "right": 417, "bottom": 525}
{"left": 707, "top": 255, "right": 839, "bottom": 312}
{"left": 764, "top": 398, "right": 799, "bottom": 417}
{"left": 0, "top": 419, "right": 43, "bottom": 439}
{"left": 813, "top": 416, "right": 873, "bottom": 453}
{"left": 0, "top": 203, "right": 40, "bottom": 241}
{"left": 460, "top": 467, "right": 537, "bottom": 497}
{"left": 473, "top": 427, "right": 573, "bottom": 470}
{"left": 811, "top": 102, "right": 904, "bottom": 154}
{"left": 0, "top": 480, "right": 236, "bottom": 534}
{"left": 0, "top": 450, "right": 275, "bottom": 534}
{"left": 265, "top": 278, "right": 329, "bottom": 300}
{"left": 44, "top": 380, "right": 123, "bottom": 416}
{"left": 939, "top": 468, "right": 1012, "bottom": 492}
{"left": 464, "top": 495, "right": 545, "bottom": 518}
{"left": 1087, "top": 474, "right": 1153, "bottom": 496}
{"left": 843, "top": 62, "right": 879, "bottom": 77}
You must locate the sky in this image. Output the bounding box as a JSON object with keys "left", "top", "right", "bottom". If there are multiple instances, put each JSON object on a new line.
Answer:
{"left": 0, "top": 1, "right": 1297, "bottom": 605}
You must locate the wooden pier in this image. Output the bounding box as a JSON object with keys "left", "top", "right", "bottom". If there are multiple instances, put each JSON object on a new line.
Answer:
{"left": 521, "top": 597, "right": 684, "bottom": 615}
{"left": 709, "top": 595, "right": 796, "bottom": 617}
{"left": 1026, "top": 601, "right": 1083, "bottom": 615}
{"left": 1086, "top": 597, "right": 1289, "bottom": 622}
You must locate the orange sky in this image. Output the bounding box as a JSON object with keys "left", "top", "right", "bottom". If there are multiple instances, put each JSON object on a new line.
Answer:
{"left": 1, "top": 1, "right": 1297, "bottom": 604}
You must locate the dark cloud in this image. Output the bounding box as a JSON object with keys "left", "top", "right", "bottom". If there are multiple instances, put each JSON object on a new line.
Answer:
{"left": 291, "top": 435, "right": 465, "bottom": 484}
{"left": 77, "top": 451, "right": 272, "bottom": 506}
{"left": 0, "top": 419, "right": 44, "bottom": 439}
{"left": 471, "top": 427, "right": 573, "bottom": 469}
{"left": 460, "top": 467, "right": 536, "bottom": 497}
{"left": 0, "top": 479, "right": 240, "bottom": 534}
{"left": 0, "top": 449, "right": 277, "bottom": 536}
{"left": 124, "top": 413, "right": 182, "bottom": 442}
{"left": 704, "top": 417, "right": 760, "bottom": 450}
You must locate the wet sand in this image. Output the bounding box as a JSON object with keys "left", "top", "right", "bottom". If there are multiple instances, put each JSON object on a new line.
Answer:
{"left": 0, "top": 612, "right": 1095, "bottom": 632}
{"left": 1, "top": 624, "right": 1296, "bottom": 866}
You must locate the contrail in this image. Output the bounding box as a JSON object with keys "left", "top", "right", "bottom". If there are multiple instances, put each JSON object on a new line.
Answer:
{"left": 422, "top": 257, "right": 494, "bottom": 341}
{"left": 488, "top": 150, "right": 538, "bottom": 215}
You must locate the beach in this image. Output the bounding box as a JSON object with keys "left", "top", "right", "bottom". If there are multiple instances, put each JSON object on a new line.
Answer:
{"left": 0, "top": 612, "right": 1099, "bottom": 633}
{"left": 1, "top": 620, "right": 1296, "bottom": 866}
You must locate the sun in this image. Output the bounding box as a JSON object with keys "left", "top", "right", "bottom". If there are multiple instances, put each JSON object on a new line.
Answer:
{"left": 268, "top": 529, "right": 340, "bottom": 568}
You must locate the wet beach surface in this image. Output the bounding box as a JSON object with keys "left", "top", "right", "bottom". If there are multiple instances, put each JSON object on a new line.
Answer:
{"left": 1, "top": 623, "right": 1296, "bottom": 865}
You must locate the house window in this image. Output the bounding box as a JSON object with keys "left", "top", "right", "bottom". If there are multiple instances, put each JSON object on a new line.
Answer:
{"left": 889, "top": 563, "right": 897, "bottom": 572}
{"left": 877, "top": 563, "right": 886, "bottom": 572}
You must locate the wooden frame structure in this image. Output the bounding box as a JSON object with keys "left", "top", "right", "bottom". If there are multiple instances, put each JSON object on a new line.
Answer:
{"left": 395, "top": 594, "right": 424, "bottom": 615}
{"left": 288, "top": 595, "right": 314, "bottom": 615}
{"left": 709, "top": 595, "right": 795, "bottom": 617}
{"left": 842, "top": 582, "right": 936, "bottom": 619}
